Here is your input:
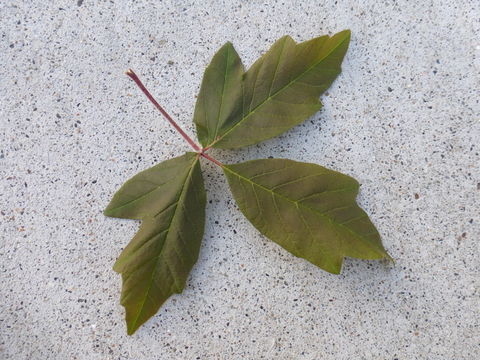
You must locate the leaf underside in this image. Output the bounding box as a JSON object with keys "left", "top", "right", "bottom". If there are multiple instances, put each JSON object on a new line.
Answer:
{"left": 223, "top": 158, "right": 390, "bottom": 274}
{"left": 105, "top": 152, "right": 206, "bottom": 334}
{"left": 194, "top": 30, "right": 351, "bottom": 149}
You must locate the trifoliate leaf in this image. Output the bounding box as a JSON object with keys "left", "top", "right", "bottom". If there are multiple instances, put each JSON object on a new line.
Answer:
{"left": 105, "top": 152, "right": 206, "bottom": 334}
{"left": 223, "top": 158, "right": 390, "bottom": 274}
{"left": 106, "top": 30, "right": 394, "bottom": 335}
{"left": 208, "top": 30, "right": 350, "bottom": 149}
{"left": 193, "top": 42, "right": 244, "bottom": 147}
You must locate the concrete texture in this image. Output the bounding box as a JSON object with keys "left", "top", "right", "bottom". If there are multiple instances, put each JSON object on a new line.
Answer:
{"left": 1, "top": 1, "right": 479, "bottom": 359}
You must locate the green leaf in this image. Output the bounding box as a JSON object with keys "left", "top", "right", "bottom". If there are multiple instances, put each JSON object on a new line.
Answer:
{"left": 193, "top": 42, "right": 244, "bottom": 147}
{"left": 223, "top": 158, "right": 390, "bottom": 274}
{"left": 105, "top": 152, "right": 206, "bottom": 334}
{"left": 208, "top": 30, "right": 350, "bottom": 149}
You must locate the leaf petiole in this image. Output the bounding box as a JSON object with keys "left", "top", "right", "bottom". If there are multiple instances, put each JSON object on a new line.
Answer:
{"left": 126, "top": 69, "right": 225, "bottom": 168}
{"left": 126, "top": 69, "right": 201, "bottom": 152}
{"left": 199, "top": 151, "right": 223, "bottom": 167}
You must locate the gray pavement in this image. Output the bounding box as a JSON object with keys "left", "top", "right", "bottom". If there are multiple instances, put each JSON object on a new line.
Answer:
{"left": 1, "top": 1, "right": 478, "bottom": 359}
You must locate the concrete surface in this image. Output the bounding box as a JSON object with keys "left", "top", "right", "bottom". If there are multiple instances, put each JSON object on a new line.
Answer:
{"left": 1, "top": 1, "right": 479, "bottom": 359}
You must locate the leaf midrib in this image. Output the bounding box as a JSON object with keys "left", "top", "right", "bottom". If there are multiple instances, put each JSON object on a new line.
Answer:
{"left": 209, "top": 34, "right": 348, "bottom": 147}
{"left": 224, "top": 165, "right": 382, "bottom": 251}
{"left": 211, "top": 45, "right": 230, "bottom": 142}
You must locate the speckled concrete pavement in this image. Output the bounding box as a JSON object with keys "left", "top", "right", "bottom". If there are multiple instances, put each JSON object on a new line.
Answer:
{"left": 1, "top": 1, "right": 479, "bottom": 359}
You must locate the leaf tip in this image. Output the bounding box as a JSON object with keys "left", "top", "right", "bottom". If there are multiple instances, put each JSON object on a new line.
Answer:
{"left": 125, "top": 311, "right": 142, "bottom": 335}
{"left": 340, "top": 29, "right": 351, "bottom": 39}
{"left": 219, "top": 41, "right": 238, "bottom": 55}
{"left": 103, "top": 207, "right": 114, "bottom": 218}
{"left": 333, "top": 29, "right": 351, "bottom": 46}
{"left": 323, "top": 257, "right": 343, "bottom": 275}
{"left": 329, "top": 267, "right": 342, "bottom": 275}
{"left": 384, "top": 252, "right": 395, "bottom": 264}
{"left": 112, "top": 261, "right": 121, "bottom": 273}
{"left": 126, "top": 324, "right": 137, "bottom": 336}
